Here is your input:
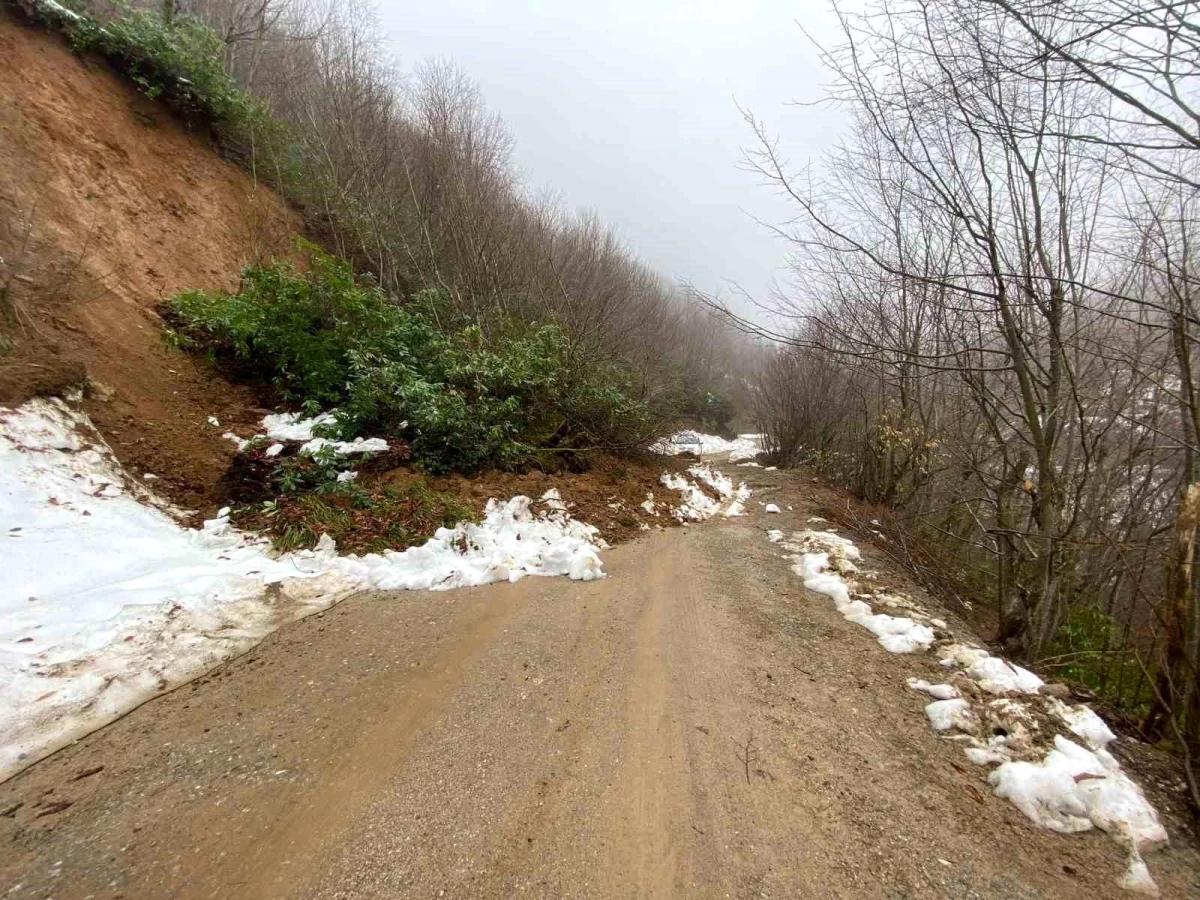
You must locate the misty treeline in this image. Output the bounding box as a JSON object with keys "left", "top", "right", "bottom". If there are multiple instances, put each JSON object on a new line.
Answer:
{"left": 709, "top": 0, "right": 1200, "bottom": 753}
{"left": 64, "top": 0, "right": 752, "bottom": 440}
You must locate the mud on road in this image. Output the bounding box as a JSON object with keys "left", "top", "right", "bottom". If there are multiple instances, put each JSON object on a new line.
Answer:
{"left": 2, "top": 470, "right": 1198, "bottom": 899}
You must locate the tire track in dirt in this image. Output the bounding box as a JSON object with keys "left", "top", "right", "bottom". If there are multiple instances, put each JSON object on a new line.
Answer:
{"left": 231, "top": 587, "right": 529, "bottom": 899}
{"left": 603, "top": 542, "right": 691, "bottom": 897}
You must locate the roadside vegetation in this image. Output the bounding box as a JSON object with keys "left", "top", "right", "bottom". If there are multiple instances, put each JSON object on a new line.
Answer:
{"left": 702, "top": 0, "right": 1200, "bottom": 803}
{"left": 166, "top": 242, "right": 655, "bottom": 474}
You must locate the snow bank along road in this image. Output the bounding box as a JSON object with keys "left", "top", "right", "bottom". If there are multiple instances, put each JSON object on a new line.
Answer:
{"left": 3, "top": 472, "right": 1199, "bottom": 898}
{"left": 0, "top": 399, "right": 610, "bottom": 781}
{"left": 0, "top": 402, "right": 747, "bottom": 784}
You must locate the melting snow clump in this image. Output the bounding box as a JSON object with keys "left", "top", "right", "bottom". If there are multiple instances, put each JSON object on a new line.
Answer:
{"left": 660, "top": 472, "right": 719, "bottom": 521}
{"left": 261, "top": 410, "right": 338, "bottom": 441}
{"left": 658, "top": 466, "right": 751, "bottom": 521}
{"left": 967, "top": 655, "right": 1045, "bottom": 695}
{"left": 223, "top": 410, "right": 395, "bottom": 459}
{"left": 688, "top": 464, "right": 733, "bottom": 499}
{"left": 783, "top": 531, "right": 933, "bottom": 653}
{"left": 773, "top": 524, "right": 1168, "bottom": 894}
{"left": 723, "top": 482, "right": 752, "bottom": 517}
{"left": 906, "top": 677, "right": 959, "bottom": 701}
{"left": 987, "top": 736, "right": 1167, "bottom": 894}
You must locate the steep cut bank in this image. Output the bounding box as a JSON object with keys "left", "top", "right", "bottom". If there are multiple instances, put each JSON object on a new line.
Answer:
{"left": 0, "top": 8, "right": 298, "bottom": 510}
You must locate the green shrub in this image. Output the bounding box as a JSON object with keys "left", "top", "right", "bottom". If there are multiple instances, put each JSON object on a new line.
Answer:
{"left": 271, "top": 446, "right": 350, "bottom": 495}
{"left": 26, "top": 0, "right": 275, "bottom": 157}
{"left": 68, "top": 4, "right": 248, "bottom": 120}
{"left": 1048, "top": 606, "right": 1152, "bottom": 716}
{"left": 168, "top": 241, "right": 652, "bottom": 473}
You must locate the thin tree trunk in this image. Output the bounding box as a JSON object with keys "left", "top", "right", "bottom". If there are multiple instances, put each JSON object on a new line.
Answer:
{"left": 1145, "top": 483, "right": 1200, "bottom": 740}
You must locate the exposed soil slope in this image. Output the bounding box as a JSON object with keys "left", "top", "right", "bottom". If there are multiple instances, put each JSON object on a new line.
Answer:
{"left": 0, "top": 14, "right": 685, "bottom": 531}
{"left": 0, "top": 9, "right": 297, "bottom": 509}
{"left": 2, "top": 469, "right": 1197, "bottom": 899}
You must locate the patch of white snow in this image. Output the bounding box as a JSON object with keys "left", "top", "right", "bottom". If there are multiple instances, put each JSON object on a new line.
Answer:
{"left": 0, "top": 398, "right": 608, "bottom": 781}
{"left": 907, "top": 678, "right": 960, "bottom": 701}
{"left": 1047, "top": 697, "right": 1118, "bottom": 751}
{"left": 687, "top": 464, "right": 733, "bottom": 499}
{"left": 261, "top": 411, "right": 338, "bottom": 442}
{"left": 926, "top": 698, "right": 976, "bottom": 733}
{"left": 298, "top": 436, "right": 389, "bottom": 457}
{"left": 967, "top": 656, "right": 1045, "bottom": 695}
{"left": 659, "top": 472, "right": 719, "bottom": 521}
{"left": 989, "top": 735, "right": 1167, "bottom": 892}
{"left": 723, "top": 482, "right": 752, "bottom": 517}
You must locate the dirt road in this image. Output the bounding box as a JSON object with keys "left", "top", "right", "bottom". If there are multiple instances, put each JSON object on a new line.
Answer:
{"left": 2, "top": 472, "right": 1198, "bottom": 899}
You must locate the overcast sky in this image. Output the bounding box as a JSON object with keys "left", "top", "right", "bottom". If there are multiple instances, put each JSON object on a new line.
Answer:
{"left": 378, "top": 0, "right": 849, "bottom": 309}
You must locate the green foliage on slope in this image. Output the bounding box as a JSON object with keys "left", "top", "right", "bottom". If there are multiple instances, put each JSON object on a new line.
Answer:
{"left": 167, "top": 243, "right": 653, "bottom": 473}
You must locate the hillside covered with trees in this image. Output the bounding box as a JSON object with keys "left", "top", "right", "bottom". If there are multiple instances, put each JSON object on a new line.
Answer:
{"left": 706, "top": 0, "right": 1200, "bottom": 785}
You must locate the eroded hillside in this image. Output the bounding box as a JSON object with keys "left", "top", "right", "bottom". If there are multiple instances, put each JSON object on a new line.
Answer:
{"left": 0, "top": 8, "right": 297, "bottom": 509}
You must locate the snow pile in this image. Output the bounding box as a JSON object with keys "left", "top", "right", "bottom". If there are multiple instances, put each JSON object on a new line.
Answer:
{"left": 332, "top": 494, "right": 606, "bottom": 590}
{"left": 723, "top": 482, "right": 752, "bottom": 517}
{"left": 726, "top": 434, "right": 764, "bottom": 462}
{"left": 224, "top": 410, "right": 392, "bottom": 459}
{"left": 299, "top": 436, "right": 389, "bottom": 457}
{"left": 906, "top": 677, "right": 959, "bottom": 701}
{"left": 0, "top": 398, "right": 607, "bottom": 780}
{"left": 688, "top": 464, "right": 733, "bottom": 499}
{"left": 783, "top": 531, "right": 935, "bottom": 653}
{"left": 1048, "top": 696, "right": 1118, "bottom": 749}
{"left": 659, "top": 466, "right": 752, "bottom": 522}
{"left": 938, "top": 642, "right": 991, "bottom": 670}
{"left": 262, "top": 410, "right": 338, "bottom": 441}
{"left": 988, "top": 737, "right": 1167, "bottom": 894}
{"left": 925, "top": 698, "right": 975, "bottom": 732}
{"left": 966, "top": 655, "right": 1045, "bottom": 695}
{"left": 0, "top": 400, "right": 335, "bottom": 779}
{"left": 659, "top": 472, "right": 720, "bottom": 521}
{"left": 650, "top": 431, "right": 761, "bottom": 460}
{"left": 927, "top": 625, "right": 1166, "bottom": 890}
{"left": 786, "top": 530, "right": 862, "bottom": 573}
{"left": 540, "top": 487, "right": 569, "bottom": 512}
{"left": 774, "top": 522, "right": 1169, "bottom": 892}
{"left": 682, "top": 463, "right": 752, "bottom": 518}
